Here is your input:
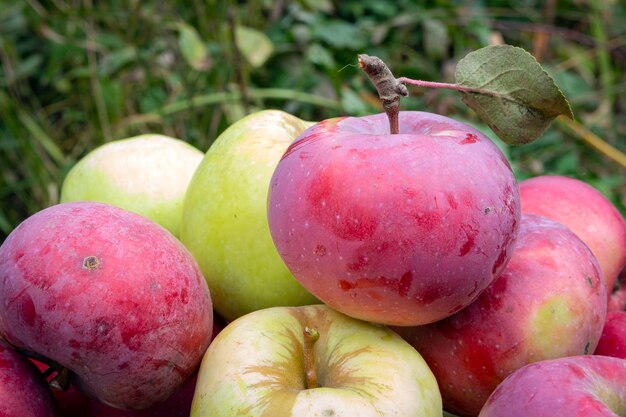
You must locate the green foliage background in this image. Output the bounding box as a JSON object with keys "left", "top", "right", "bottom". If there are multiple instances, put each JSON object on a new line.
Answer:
{"left": 1, "top": 0, "right": 625, "bottom": 240}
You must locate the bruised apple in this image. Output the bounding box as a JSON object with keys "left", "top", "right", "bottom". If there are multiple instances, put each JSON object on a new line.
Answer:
{"left": 268, "top": 111, "right": 520, "bottom": 325}
{"left": 0, "top": 202, "right": 213, "bottom": 409}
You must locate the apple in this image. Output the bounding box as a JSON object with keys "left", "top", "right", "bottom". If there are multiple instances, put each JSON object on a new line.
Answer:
{"left": 595, "top": 311, "right": 626, "bottom": 359}
{"left": 61, "top": 134, "right": 204, "bottom": 238}
{"left": 190, "top": 304, "right": 443, "bottom": 417}
{"left": 267, "top": 111, "right": 520, "bottom": 326}
{"left": 40, "top": 311, "right": 226, "bottom": 416}
{"left": 478, "top": 355, "right": 626, "bottom": 417}
{"left": 394, "top": 214, "right": 607, "bottom": 416}
{"left": 180, "top": 110, "right": 319, "bottom": 322}
{"left": 0, "top": 343, "right": 59, "bottom": 417}
{"left": 0, "top": 201, "right": 213, "bottom": 409}
{"left": 519, "top": 175, "right": 626, "bottom": 299}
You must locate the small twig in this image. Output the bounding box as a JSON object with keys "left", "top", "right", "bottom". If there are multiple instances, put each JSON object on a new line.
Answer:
{"left": 303, "top": 326, "right": 320, "bottom": 389}
{"left": 358, "top": 54, "right": 408, "bottom": 134}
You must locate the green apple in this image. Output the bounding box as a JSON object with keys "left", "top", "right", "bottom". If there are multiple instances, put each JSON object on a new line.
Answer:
{"left": 180, "top": 110, "right": 318, "bottom": 321}
{"left": 191, "top": 304, "right": 442, "bottom": 417}
{"left": 60, "top": 134, "right": 203, "bottom": 238}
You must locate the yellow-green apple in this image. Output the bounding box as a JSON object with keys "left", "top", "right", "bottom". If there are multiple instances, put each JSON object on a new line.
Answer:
{"left": 190, "top": 304, "right": 443, "bottom": 417}
{"left": 595, "top": 311, "right": 626, "bottom": 359}
{"left": 267, "top": 111, "right": 520, "bottom": 326}
{"left": 61, "top": 134, "right": 203, "bottom": 238}
{"left": 180, "top": 110, "right": 318, "bottom": 322}
{"left": 0, "top": 202, "right": 213, "bottom": 409}
{"left": 519, "top": 175, "right": 626, "bottom": 304}
{"left": 395, "top": 214, "right": 607, "bottom": 416}
{"left": 0, "top": 343, "right": 59, "bottom": 417}
{"left": 478, "top": 356, "right": 626, "bottom": 417}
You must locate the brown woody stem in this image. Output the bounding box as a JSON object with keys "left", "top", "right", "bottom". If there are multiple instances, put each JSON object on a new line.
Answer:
{"left": 303, "top": 326, "right": 320, "bottom": 389}
{"left": 358, "top": 54, "right": 408, "bottom": 134}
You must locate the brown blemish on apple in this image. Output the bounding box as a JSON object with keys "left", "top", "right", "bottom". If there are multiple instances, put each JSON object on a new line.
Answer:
{"left": 82, "top": 256, "right": 100, "bottom": 271}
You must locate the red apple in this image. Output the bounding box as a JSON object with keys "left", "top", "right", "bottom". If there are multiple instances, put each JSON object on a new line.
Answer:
{"left": 519, "top": 175, "right": 626, "bottom": 300}
{"left": 0, "top": 343, "right": 59, "bottom": 417}
{"left": 478, "top": 355, "right": 626, "bottom": 417}
{"left": 42, "top": 310, "right": 226, "bottom": 416}
{"left": 268, "top": 111, "right": 520, "bottom": 325}
{"left": 395, "top": 214, "right": 607, "bottom": 416}
{"left": 595, "top": 311, "right": 626, "bottom": 359}
{"left": 0, "top": 202, "right": 213, "bottom": 409}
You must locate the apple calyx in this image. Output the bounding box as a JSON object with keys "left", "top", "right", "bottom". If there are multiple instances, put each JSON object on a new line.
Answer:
{"left": 358, "top": 54, "right": 408, "bottom": 135}
{"left": 303, "top": 326, "right": 320, "bottom": 389}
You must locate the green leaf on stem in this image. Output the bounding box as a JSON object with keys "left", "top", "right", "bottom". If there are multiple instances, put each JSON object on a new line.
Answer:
{"left": 455, "top": 45, "right": 573, "bottom": 145}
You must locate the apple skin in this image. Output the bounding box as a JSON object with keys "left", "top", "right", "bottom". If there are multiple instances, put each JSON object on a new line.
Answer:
{"left": 61, "top": 134, "right": 204, "bottom": 238}
{"left": 181, "top": 110, "right": 319, "bottom": 322}
{"left": 0, "top": 343, "right": 59, "bottom": 417}
{"left": 595, "top": 311, "right": 626, "bottom": 359}
{"left": 519, "top": 175, "right": 626, "bottom": 300}
{"left": 394, "top": 214, "right": 607, "bottom": 416}
{"left": 478, "top": 355, "right": 626, "bottom": 417}
{"left": 0, "top": 201, "right": 213, "bottom": 409}
{"left": 39, "top": 311, "right": 226, "bottom": 416}
{"left": 267, "top": 111, "right": 520, "bottom": 326}
{"left": 191, "top": 304, "right": 443, "bottom": 417}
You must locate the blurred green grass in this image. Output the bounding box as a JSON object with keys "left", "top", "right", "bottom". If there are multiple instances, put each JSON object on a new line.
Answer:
{"left": 1, "top": 0, "right": 625, "bottom": 240}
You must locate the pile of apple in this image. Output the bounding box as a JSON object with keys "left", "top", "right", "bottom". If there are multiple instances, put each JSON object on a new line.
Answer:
{"left": 1, "top": 113, "right": 626, "bottom": 415}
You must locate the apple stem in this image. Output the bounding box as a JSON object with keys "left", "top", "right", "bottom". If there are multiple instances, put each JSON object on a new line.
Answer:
{"left": 303, "top": 326, "right": 320, "bottom": 389}
{"left": 358, "top": 54, "right": 503, "bottom": 134}
{"left": 358, "top": 54, "right": 408, "bottom": 134}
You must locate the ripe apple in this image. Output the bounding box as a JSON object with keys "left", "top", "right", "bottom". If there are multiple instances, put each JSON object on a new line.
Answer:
{"left": 0, "top": 202, "right": 213, "bottom": 409}
{"left": 180, "top": 110, "right": 319, "bottom": 322}
{"left": 190, "top": 304, "right": 442, "bottom": 417}
{"left": 519, "top": 175, "right": 626, "bottom": 299}
{"left": 0, "top": 343, "right": 59, "bottom": 417}
{"left": 595, "top": 311, "right": 626, "bottom": 359}
{"left": 478, "top": 355, "right": 626, "bottom": 417}
{"left": 61, "top": 134, "right": 204, "bottom": 238}
{"left": 267, "top": 111, "right": 520, "bottom": 326}
{"left": 395, "top": 214, "right": 607, "bottom": 416}
{"left": 40, "top": 312, "right": 226, "bottom": 416}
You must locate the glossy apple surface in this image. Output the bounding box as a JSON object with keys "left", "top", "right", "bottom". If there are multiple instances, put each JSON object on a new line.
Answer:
{"left": 395, "top": 214, "right": 607, "bottom": 416}
{"left": 0, "top": 344, "right": 59, "bottom": 417}
{"left": 479, "top": 356, "right": 626, "bottom": 417}
{"left": 0, "top": 202, "right": 213, "bottom": 409}
{"left": 595, "top": 311, "right": 626, "bottom": 359}
{"left": 268, "top": 111, "right": 520, "bottom": 325}
{"left": 191, "top": 304, "right": 442, "bottom": 417}
{"left": 181, "top": 110, "right": 318, "bottom": 322}
{"left": 519, "top": 175, "right": 626, "bottom": 298}
{"left": 61, "top": 134, "right": 203, "bottom": 237}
